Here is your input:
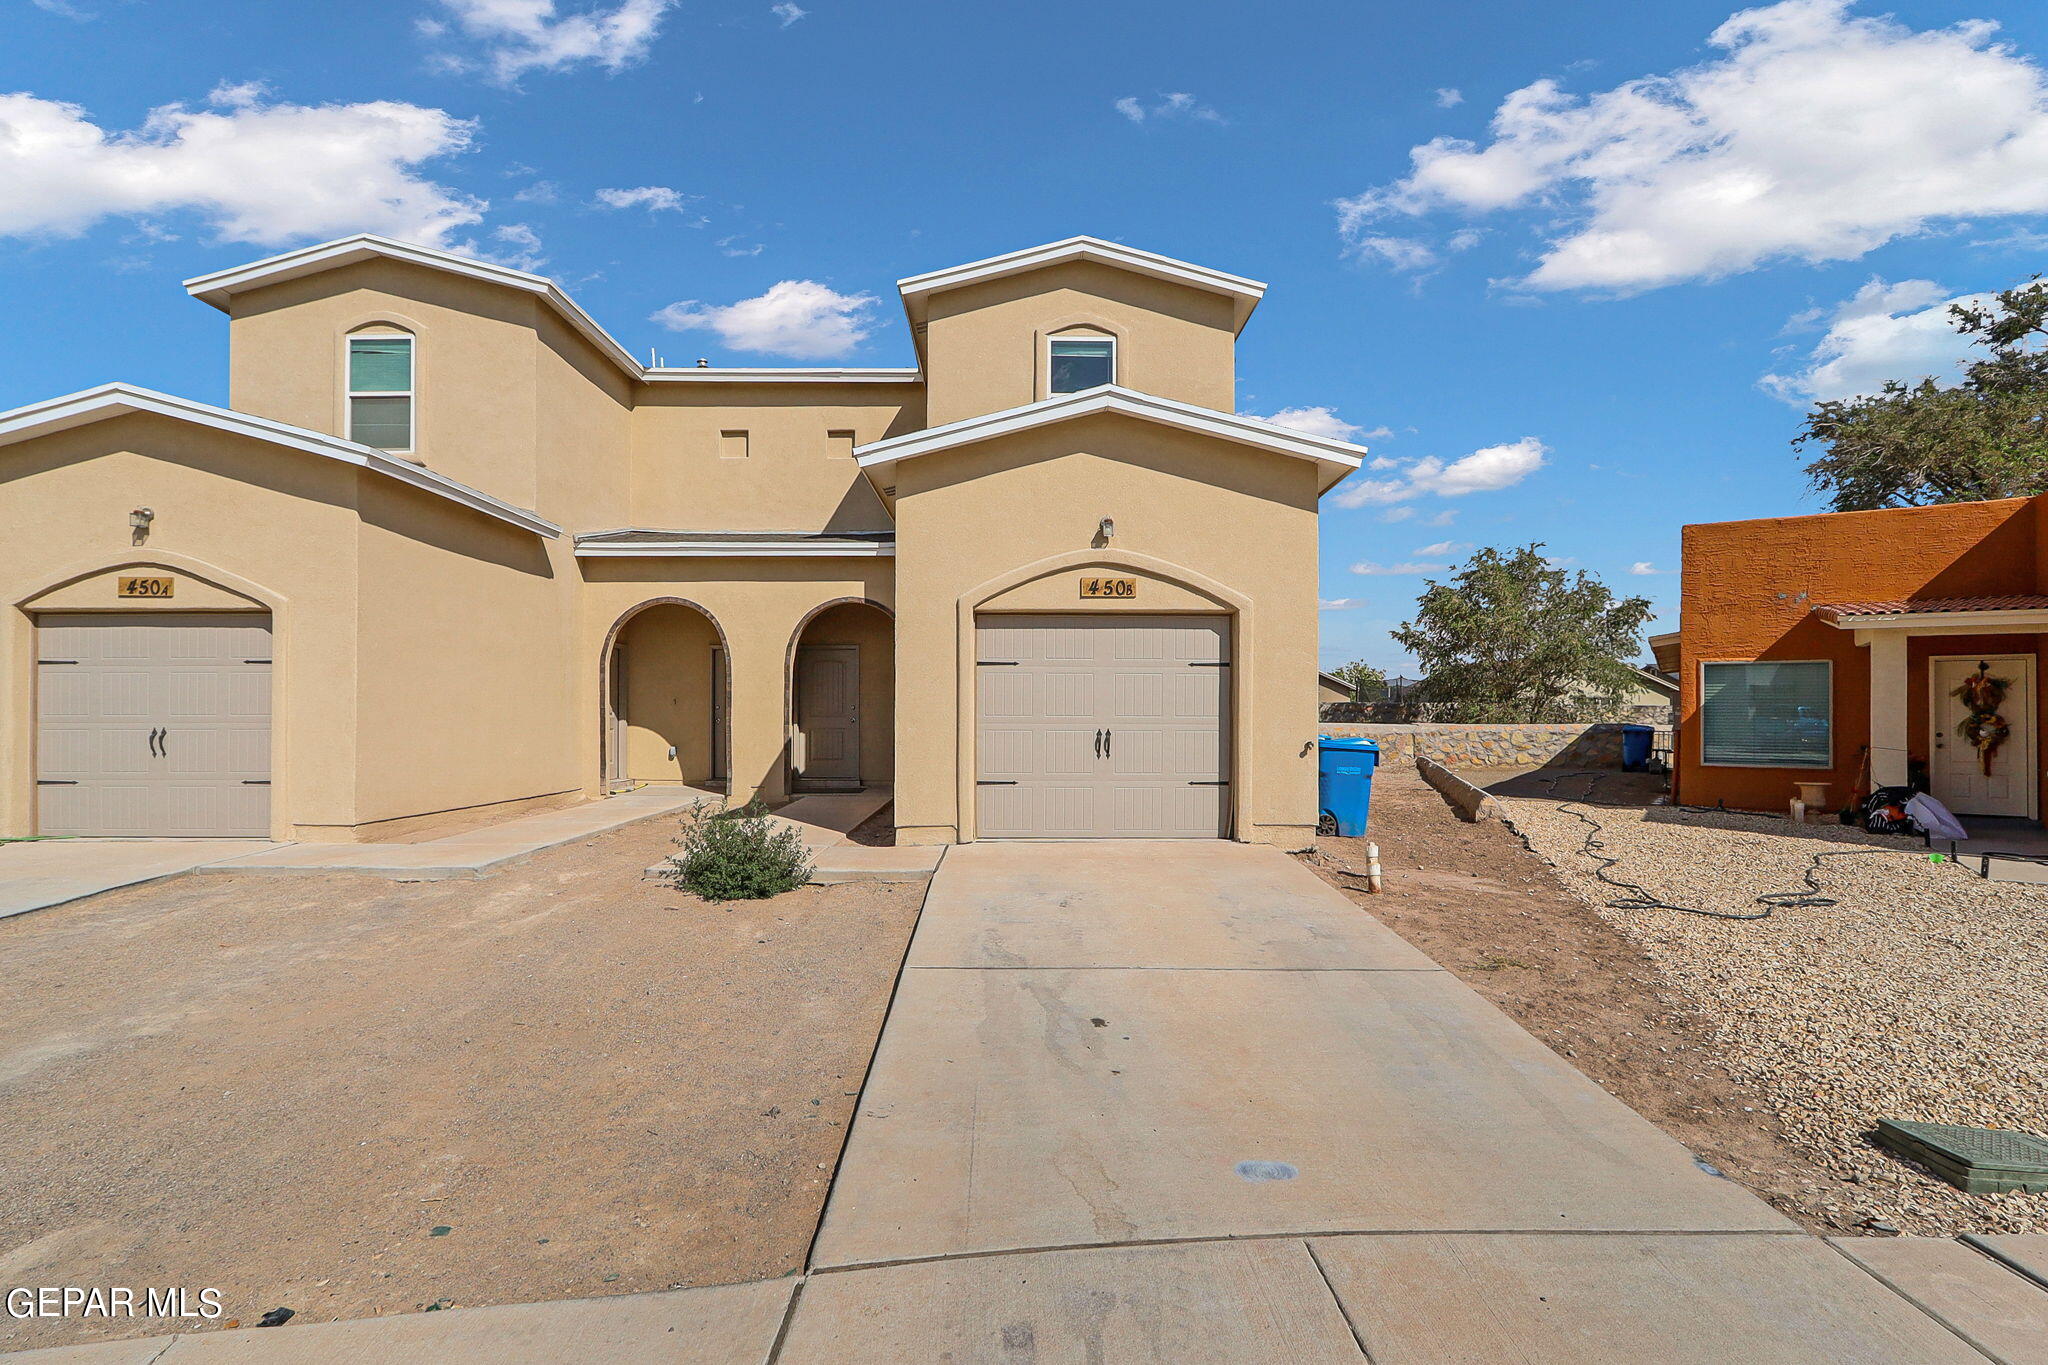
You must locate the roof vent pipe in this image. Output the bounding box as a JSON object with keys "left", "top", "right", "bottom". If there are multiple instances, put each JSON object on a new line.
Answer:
{"left": 696, "top": 358, "right": 709, "bottom": 368}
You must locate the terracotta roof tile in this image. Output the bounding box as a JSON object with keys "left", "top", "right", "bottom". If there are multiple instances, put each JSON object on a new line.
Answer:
{"left": 1816, "top": 594, "right": 2048, "bottom": 620}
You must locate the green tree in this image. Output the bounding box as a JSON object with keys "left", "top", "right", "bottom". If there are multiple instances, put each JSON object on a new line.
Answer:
{"left": 1392, "top": 545, "right": 1652, "bottom": 723}
{"left": 1327, "top": 659, "right": 1387, "bottom": 699}
{"left": 1798, "top": 278, "right": 2048, "bottom": 511}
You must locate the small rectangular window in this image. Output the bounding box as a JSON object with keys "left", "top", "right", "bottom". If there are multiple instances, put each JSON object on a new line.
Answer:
{"left": 719, "top": 430, "right": 749, "bottom": 460}
{"left": 1049, "top": 338, "right": 1114, "bottom": 394}
{"left": 1701, "top": 660, "right": 1831, "bottom": 767}
{"left": 348, "top": 335, "right": 413, "bottom": 451}
{"left": 826, "top": 429, "right": 856, "bottom": 459}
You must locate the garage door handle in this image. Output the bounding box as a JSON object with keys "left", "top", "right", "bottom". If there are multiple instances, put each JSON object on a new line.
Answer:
{"left": 147, "top": 726, "right": 162, "bottom": 757}
{"left": 158, "top": 728, "right": 169, "bottom": 757}
{"left": 1104, "top": 730, "right": 1112, "bottom": 757}
{"left": 1094, "top": 729, "right": 1103, "bottom": 758}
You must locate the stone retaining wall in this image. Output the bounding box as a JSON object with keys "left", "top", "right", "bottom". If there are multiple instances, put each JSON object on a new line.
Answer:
{"left": 1321, "top": 702, "right": 1670, "bottom": 728}
{"left": 1320, "top": 722, "right": 1635, "bottom": 770}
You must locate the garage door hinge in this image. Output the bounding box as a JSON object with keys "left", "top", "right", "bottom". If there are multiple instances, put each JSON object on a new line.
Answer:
{"left": 976, "top": 660, "right": 1020, "bottom": 666}
{"left": 37, "top": 779, "right": 79, "bottom": 785}
{"left": 241, "top": 780, "right": 271, "bottom": 785}
{"left": 244, "top": 658, "right": 273, "bottom": 664}
{"left": 977, "top": 780, "right": 1019, "bottom": 786}
{"left": 1189, "top": 661, "right": 1229, "bottom": 667}
{"left": 38, "top": 659, "right": 79, "bottom": 665}
{"left": 1189, "top": 780, "right": 1230, "bottom": 786}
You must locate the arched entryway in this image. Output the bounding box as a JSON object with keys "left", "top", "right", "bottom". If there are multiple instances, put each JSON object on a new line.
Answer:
{"left": 785, "top": 599, "right": 894, "bottom": 793}
{"left": 601, "top": 599, "right": 731, "bottom": 793}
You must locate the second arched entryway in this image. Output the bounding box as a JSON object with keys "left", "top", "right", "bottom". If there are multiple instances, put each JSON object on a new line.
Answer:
{"left": 786, "top": 599, "right": 894, "bottom": 793}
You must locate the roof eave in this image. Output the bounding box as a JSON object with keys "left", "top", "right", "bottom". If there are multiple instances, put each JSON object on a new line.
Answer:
{"left": 853, "top": 385, "right": 1365, "bottom": 484}
{"left": 896, "top": 236, "right": 1267, "bottom": 336}
{"left": 0, "top": 383, "right": 560, "bottom": 539}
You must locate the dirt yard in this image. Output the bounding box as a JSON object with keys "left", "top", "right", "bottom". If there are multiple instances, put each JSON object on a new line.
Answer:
{"left": 1305, "top": 767, "right": 1860, "bottom": 1236}
{"left": 0, "top": 818, "right": 922, "bottom": 1351}
{"left": 1308, "top": 764, "right": 2048, "bottom": 1240}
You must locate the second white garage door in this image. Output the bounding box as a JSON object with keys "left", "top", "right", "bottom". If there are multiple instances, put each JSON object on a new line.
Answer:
{"left": 976, "top": 614, "right": 1229, "bottom": 839}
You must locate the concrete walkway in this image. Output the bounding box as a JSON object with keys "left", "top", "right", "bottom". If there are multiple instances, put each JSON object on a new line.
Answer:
{"left": 16, "top": 840, "right": 2048, "bottom": 1362}
{"left": 0, "top": 838, "right": 268, "bottom": 921}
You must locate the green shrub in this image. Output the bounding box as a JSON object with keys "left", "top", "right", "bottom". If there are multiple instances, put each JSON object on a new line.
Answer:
{"left": 663, "top": 800, "right": 813, "bottom": 901}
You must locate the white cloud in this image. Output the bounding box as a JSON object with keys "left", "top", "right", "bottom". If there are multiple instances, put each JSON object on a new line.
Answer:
{"left": 1246, "top": 405, "right": 1388, "bottom": 442}
{"left": 770, "top": 1, "right": 806, "bottom": 24}
{"left": 0, "top": 87, "right": 482, "bottom": 247}
{"left": 1379, "top": 507, "right": 1416, "bottom": 523}
{"left": 1413, "top": 540, "right": 1468, "bottom": 556}
{"left": 29, "top": 0, "right": 93, "bottom": 19}
{"left": 1421, "top": 509, "right": 1457, "bottom": 527}
{"left": 1319, "top": 597, "right": 1367, "bottom": 610}
{"left": 1630, "top": 562, "right": 1674, "bottom": 574}
{"left": 457, "top": 222, "right": 547, "bottom": 271}
{"left": 652, "top": 280, "right": 878, "bottom": 359}
{"left": 1760, "top": 277, "right": 1990, "bottom": 403}
{"left": 1113, "top": 92, "right": 1225, "bottom": 124}
{"left": 1434, "top": 87, "right": 1464, "bottom": 108}
{"left": 717, "top": 234, "right": 764, "bottom": 257}
{"left": 1339, "top": 0, "right": 2048, "bottom": 293}
{"left": 1352, "top": 560, "right": 1450, "bottom": 575}
{"left": 430, "top": 0, "right": 672, "bottom": 84}
{"left": 594, "top": 185, "right": 691, "bottom": 212}
{"left": 1333, "top": 436, "right": 1548, "bottom": 507}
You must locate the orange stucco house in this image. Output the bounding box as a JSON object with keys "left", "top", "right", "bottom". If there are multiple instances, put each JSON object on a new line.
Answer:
{"left": 1678, "top": 494, "right": 2048, "bottom": 824}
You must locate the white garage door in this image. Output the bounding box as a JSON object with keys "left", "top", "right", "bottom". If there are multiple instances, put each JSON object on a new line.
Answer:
{"left": 36, "top": 613, "right": 272, "bottom": 837}
{"left": 977, "top": 614, "right": 1229, "bottom": 839}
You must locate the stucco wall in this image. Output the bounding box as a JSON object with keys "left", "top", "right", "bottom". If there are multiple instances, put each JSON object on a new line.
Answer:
{"left": 627, "top": 384, "right": 918, "bottom": 533}
{"left": 1678, "top": 497, "right": 2042, "bottom": 812}
{"left": 889, "top": 413, "right": 1321, "bottom": 845}
{"left": 616, "top": 602, "right": 723, "bottom": 784}
{"left": 2, "top": 414, "right": 362, "bottom": 840}
{"left": 921, "top": 262, "right": 1237, "bottom": 426}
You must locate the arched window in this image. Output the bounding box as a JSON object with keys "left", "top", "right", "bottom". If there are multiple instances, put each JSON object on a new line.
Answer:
{"left": 347, "top": 329, "right": 414, "bottom": 451}
{"left": 1047, "top": 328, "right": 1115, "bottom": 395}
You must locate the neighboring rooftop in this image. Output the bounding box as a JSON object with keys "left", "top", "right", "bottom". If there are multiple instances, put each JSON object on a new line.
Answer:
{"left": 1817, "top": 595, "right": 2048, "bottom": 621}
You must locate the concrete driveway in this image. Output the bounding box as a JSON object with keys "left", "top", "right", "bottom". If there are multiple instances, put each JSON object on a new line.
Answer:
{"left": 16, "top": 838, "right": 2037, "bottom": 1363}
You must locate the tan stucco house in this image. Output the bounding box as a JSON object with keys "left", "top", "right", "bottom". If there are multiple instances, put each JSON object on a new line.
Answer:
{"left": 2, "top": 235, "right": 1362, "bottom": 846}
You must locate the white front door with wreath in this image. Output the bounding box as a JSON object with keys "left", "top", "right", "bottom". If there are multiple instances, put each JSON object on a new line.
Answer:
{"left": 1930, "top": 654, "right": 2036, "bottom": 819}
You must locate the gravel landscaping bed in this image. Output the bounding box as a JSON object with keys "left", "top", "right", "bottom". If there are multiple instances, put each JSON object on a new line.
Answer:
{"left": 1500, "top": 771, "right": 2048, "bottom": 1237}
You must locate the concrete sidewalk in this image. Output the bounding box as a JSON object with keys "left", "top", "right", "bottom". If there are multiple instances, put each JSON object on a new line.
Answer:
{"left": 16, "top": 839, "right": 2046, "bottom": 1361}
{"left": 0, "top": 838, "right": 269, "bottom": 921}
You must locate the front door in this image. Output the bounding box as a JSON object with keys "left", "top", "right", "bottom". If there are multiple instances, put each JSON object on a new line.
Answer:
{"left": 794, "top": 644, "right": 860, "bottom": 789}
{"left": 1931, "top": 654, "right": 2036, "bottom": 818}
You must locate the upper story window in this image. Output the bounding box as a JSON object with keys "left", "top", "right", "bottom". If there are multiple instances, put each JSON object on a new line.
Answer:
{"left": 348, "top": 332, "right": 414, "bottom": 452}
{"left": 1700, "top": 660, "right": 1831, "bottom": 767}
{"left": 1049, "top": 336, "right": 1115, "bottom": 394}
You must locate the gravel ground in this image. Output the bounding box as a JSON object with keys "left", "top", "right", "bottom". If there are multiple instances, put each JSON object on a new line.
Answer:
{"left": 1499, "top": 770, "right": 2048, "bottom": 1237}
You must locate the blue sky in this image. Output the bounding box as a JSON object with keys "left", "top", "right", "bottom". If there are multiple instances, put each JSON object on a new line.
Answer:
{"left": 8, "top": 0, "right": 2048, "bottom": 672}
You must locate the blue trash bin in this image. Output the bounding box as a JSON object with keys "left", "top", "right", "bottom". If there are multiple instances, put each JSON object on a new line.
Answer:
{"left": 1620, "top": 724, "right": 1653, "bottom": 772}
{"left": 1318, "top": 736, "right": 1380, "bottom": 838}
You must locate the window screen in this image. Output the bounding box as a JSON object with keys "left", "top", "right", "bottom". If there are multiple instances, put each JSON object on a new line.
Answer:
{"left": 1049, "top": 338, "right": 1114, "bottom": 393}
{"left": 348, "top": 335, "right": 413, "bottom": 451}
{"left": 1701, "top": 661, "right": 1831, "bottom": 767}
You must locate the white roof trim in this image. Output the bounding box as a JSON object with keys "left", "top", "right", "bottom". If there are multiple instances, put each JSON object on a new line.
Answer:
{"left": 0, "top": 384, "right": 561, "bottom": 538}
{"left": 644, "top": 367, "right": 920, "bottom": 384}
{"left": 853, "top": 385, "right": 1365, "bottom": 488}
{"left": 1837, "top": 608, "right": 2048, "bottom": 633}
{"left": 185, "top": 235, "right": 923, "bottom": 386}
{"left": 898, "top": 236, "right": 1267, "bottom": 332}
{"left": 573, "top": 539, "right": 895, "bottom": 558}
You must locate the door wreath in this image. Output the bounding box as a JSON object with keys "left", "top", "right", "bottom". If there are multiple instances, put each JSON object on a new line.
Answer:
{"left": 1953, "top": 661, "right": 2013, "bottom": 776}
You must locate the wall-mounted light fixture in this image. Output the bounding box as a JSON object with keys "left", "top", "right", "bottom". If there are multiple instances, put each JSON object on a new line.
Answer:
{"left": 1098, "top": 517, "right": 1115, "bottom": 542}
{"left": 129, "top": 507, "right": 155, "bottom": 545}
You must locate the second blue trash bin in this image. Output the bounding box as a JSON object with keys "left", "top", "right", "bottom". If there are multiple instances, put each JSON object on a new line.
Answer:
{"left": 1620, "top": 724, "right": 1653, "bottom": 772}
{"left": 1318, "top": 736, "right": 1380, "bottom": 838}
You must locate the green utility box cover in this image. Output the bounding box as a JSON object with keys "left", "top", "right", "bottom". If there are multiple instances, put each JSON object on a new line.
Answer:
{"left": 1874, "top": 1119, "right": 2048, "bottom": 1194}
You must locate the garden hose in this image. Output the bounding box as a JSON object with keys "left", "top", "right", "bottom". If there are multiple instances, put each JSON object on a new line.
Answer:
{"left": 1520, "top": 770, "right": 1888, "bottom": 922}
